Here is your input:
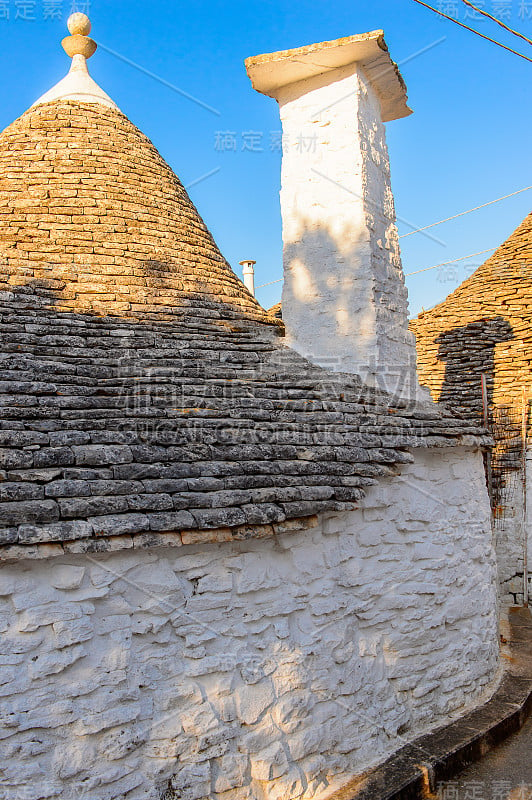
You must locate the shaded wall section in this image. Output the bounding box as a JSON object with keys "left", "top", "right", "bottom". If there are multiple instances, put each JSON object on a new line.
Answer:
{"left": 410, "top": 212, "right": 532, "bottom": 604}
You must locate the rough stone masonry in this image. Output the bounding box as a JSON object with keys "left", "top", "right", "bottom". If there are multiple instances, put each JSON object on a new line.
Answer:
{"left": 411, "top": 211, "right": 532, "bottom": 605}
{"left": 0, "top": 18, "right": 501, "bottom": 800}
{"left": 0, "top": 450, "right": 499, "bottom": 800}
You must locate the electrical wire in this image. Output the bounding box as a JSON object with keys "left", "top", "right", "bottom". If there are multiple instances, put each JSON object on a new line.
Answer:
{"left": 459, "top": 0, "right": 532, "bottom": 48}
{"left": 411, "top": 0, "right": 532, "bottom": 64}
{"left": 255, "top": 247, "right": 497, "bottom": 289}
{"left": 405, "top": 247, "right": 496, "bottom": 276}
{"left": 256, "top": 277, "right": 283, "bottom": 289}
{"left": 400, "top": 185, "right": 532, "bottom": 239}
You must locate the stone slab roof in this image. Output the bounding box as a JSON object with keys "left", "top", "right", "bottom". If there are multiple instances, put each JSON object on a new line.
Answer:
{"left": 0, "top": 290, "right": 489, "bottom": 559}
{"left": 0, "top": 97, "right": 490, "bottom": 559}
{"left": 0, "top": 101, "right": 273, "bottom": 326}
{"left": 410, "top": 211, "right": 532, "bottom": 418}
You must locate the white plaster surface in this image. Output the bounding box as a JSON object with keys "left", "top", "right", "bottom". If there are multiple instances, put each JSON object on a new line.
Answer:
{"left": 245, "top": 31, "right": 412, "bottom": 123}
{"left": 276, "top": 65, "right": 418, "bottom": 400}
{"left": 528, "top": 450, "right": 532, "bottom": 604}
{"left": 0, "top": 448, "right": 499, "bottom": 800}
{"left": 32, "top": 54, "right": 119, "bottom": 111}
{"left": 491, "top": 450, "right": 532, "bottom": 606}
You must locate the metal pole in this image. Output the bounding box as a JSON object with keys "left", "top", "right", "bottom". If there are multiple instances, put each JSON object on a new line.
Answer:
{"left": 522, "top": 388, "right": 529, "bottom": 607}
{"left": 481, "top": 373, "right": 489, "bottom": 427}
{"left": 481, "top": 373, "right": 493, "bottom": 510}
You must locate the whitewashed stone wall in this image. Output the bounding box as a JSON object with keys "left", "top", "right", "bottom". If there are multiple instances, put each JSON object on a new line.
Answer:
{"left": 0, "top": 447, "right": 499, "bottom": 800}
{"left": 497, "top": 449, "right": 532, "bottom": 605}
{"left": 487, "top": 448, "right": 532, "bottom": 606}
{"left": 528, "top": 449, "right": 532, "bottom": 603}
{"left": 277, "top": 64, "right": 418, "bottom": 399}
{"left": 496, "top": 494, "right": 526, "bottom": 605}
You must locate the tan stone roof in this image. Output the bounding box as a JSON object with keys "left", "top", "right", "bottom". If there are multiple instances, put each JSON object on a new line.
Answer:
{"left": 410, "top": 211, "right": 532, "bottom": 418}
{"left": 0, "top": 45, "right": 489, "bottom": 558}
{"left": 268, "top": 301, "right": 282, "bottom": 319}
{"left": 0, "top": 100, "right": 273, "bottom": 325}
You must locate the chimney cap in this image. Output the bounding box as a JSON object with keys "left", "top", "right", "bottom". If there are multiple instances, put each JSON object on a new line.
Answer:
{"left": 245, "top": 30, "right": 412, "bottom": 123}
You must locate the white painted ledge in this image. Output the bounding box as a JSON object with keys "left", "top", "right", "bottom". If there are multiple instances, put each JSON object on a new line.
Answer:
{"left": 245, "top": 30, "right": 412, "bottom": 122}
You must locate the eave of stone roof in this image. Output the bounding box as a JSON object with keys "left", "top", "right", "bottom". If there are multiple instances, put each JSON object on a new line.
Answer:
{"left": 0, "top": 291, "right": 490, "bottom": 560}
{"left": 412, "top": 211, "right": 532, "bottom": 322}
{"left": 0, "top": 17, "right": 491, "bottom": 559}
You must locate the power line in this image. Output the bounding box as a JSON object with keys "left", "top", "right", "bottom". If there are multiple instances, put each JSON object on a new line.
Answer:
{"left": 400, "top": 185, "right": 532, "bottom": 239}
{"left": 459, "top": 0, "right": 532, "bottom": 48}
{"left": 256, "top": 277, "right": 283, "bottom": 289}
{"left": 255, "top": 247, "right": 497, "bottom": 288}
{"left": 405, "top": 247, "right": 496, "bottom": 276}
{"left": 411, "top": 0, "right": 532, "bottom": 64}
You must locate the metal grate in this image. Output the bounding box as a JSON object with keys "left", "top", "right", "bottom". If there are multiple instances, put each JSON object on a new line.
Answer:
{"left": 490, "top": 405, "right": 524, "bottom": 527}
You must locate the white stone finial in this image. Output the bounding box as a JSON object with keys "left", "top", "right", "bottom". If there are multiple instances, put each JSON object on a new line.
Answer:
{"left": 67, "top": 12, "right": 92, "bottom": 36}
{"left": 62, "top": 13, "right": 97, "bottom": 59}
{"left": 30, "top": 13, "right": 119, "bottom": 111}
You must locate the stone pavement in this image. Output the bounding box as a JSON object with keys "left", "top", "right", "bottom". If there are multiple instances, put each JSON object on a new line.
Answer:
{"left": 444, "top": 711, "right": 532, "bottom": 800}
{"left": 442, "top": 608, "right": 532, "bottom": 800}
{"left": 331, "top": 607, "right": 532, "bottom": 800}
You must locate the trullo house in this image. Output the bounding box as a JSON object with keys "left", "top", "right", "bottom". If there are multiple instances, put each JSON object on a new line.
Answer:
{"left": 0, "top": 16, "right": 500, "bottom": 800}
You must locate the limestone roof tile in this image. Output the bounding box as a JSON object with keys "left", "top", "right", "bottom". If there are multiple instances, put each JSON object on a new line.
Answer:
{"left": 0, "top": 23, "right": 489, "bottom": 558}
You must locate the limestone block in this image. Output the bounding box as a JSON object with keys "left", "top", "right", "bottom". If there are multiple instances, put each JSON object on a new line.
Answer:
{"left": 73, "top": 702, "right": 143, "bottom": 736}
{"left": 250, "top": 741, "right": 289, "bottom": 781}
{"left": 166, "top": 763, "right": 211, "bottom": 800}
{"left": 17, "top": 602, "right": 84, "bottom": 632}
{"left": 235, "top": 679, "right": 275, "bottom": 725}
{"left": 196, "top": 570, "right": 233, "bottom": 594}
{"left": 212, "top": 754, "right": 248, "bottom": 793}
{"left": 50, "top": 565, "right": 85, "bottom": 590}
{"left": 0, "top": 447, "right": 499, "bottom": 800}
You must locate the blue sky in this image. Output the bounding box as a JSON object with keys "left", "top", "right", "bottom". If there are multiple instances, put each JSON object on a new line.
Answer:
{"left": 1, "top": 0, "right": 531, "bottom": 316}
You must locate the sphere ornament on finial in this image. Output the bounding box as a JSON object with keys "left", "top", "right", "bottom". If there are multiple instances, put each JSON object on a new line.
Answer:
{"left": 67, "top": 12, "right": 92, "bottom": 36}
{"left": 62, "top": 13, "right": 97, "bottom": 59}
{"left": 30, "top": 8, "right": 119, "bottom": 110}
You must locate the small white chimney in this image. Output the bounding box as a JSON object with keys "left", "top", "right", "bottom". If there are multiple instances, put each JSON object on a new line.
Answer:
{"left": 240, "top": 259, "right": 256, "bottom": 297}
{"left": 246, "top": 31, "right": 420, "bottom": 400}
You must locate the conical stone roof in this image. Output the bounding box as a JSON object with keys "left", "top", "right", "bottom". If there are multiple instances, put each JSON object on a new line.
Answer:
{"left": 0, "top": 17, "right": 489, "bottom": 558}
{"left": 411, "top": 211, "right": 532, "bottom": 418}
{"left": 0, "top": 99, "right": 272, "bottom": 324}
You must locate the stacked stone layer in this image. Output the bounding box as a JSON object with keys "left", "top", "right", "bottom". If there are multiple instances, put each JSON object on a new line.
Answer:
{"left": 0, "top": 297, "right": 489, "bottom": 557}
{"left": 0, "top": 101, "right": 272, "bottom": 324}
{"left": 410, "top": 212, "right": 532, "bottom": 419}
{"left": 0, "top": 99, "right": 489, "bottom": 557}
{"left": 410, "top": 212, "right": 532, "bottom": 603}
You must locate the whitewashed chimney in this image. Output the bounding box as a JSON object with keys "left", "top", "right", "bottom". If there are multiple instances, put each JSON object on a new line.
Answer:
{"left": 246, "top": 31, "right": 420, "bottom": 399}
{"left": 240, "top": 259, "right": 256, "bottom": 297}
